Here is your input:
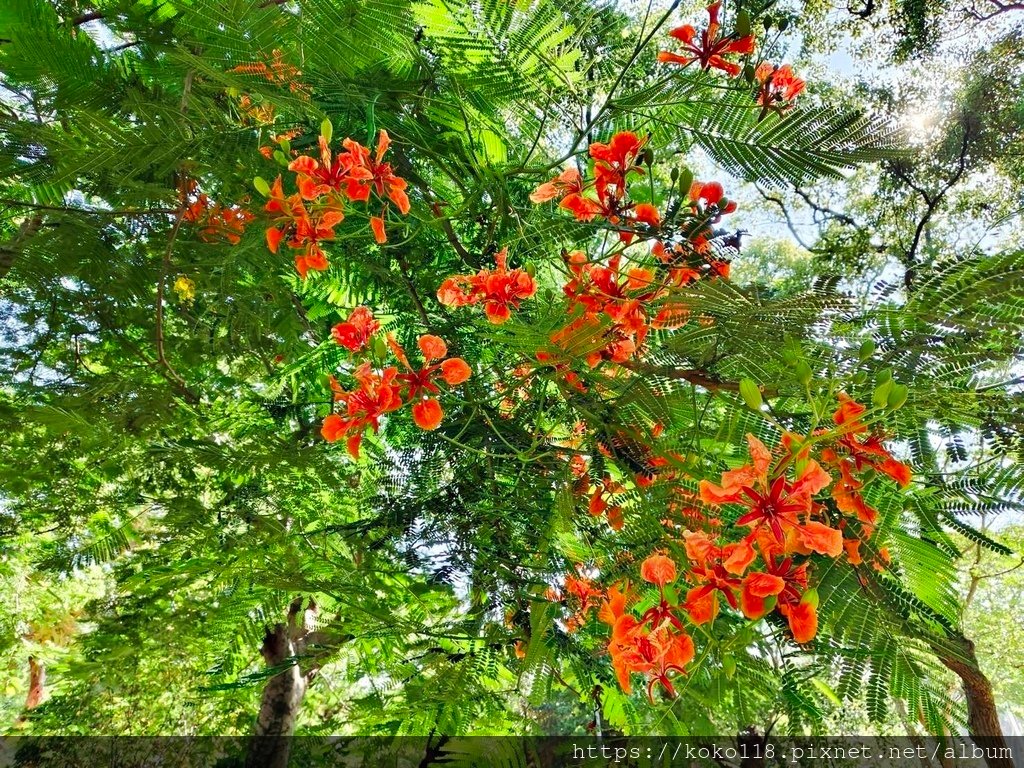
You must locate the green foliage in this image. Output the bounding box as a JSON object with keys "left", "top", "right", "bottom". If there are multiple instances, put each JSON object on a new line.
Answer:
{"left": 0, "top": 0, "right": 1021, "bottom": 746}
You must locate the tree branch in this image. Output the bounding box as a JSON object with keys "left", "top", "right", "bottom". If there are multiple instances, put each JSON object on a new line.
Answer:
{"left": 154, "top": 209, "right": 194, "bottom": 398}
{"left": 966, "top": 0, "right": 1024, "bottom": 20}
{"left": 70, "top": 10, "right": 104, "bottom": 26}
{"left": 753, "top": 185, "right": 822, "bottom": 253}
{"left": 0, "top": 199, "right": 177, "bottom": 216}
{"left": 896, "top": 125, "right": 972, "bottom": 288}
{"left": 618, "top": 360, "right": 776, "bottom": 396}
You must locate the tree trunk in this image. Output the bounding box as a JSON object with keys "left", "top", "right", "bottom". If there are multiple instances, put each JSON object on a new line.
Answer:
{"left": 25, "top": 656, "right": 45, "bottom": 709}
{"left": 15, "top": 656, "right": 46, "bottom": 725}
{"left": 0, "top": 214, "right": 43, "bottom": 282}
{"left": 244, "top": 598, "right": 320, "bottom": 768}
{"left": 737, "top": 726, "right": 767, "bottom": 768}
{"left": 934, "top": 634, "right": 1015, "bottom": 768}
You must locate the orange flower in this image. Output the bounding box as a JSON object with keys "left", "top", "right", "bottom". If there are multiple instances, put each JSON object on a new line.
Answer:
{"left": 598, "top": 584, "right": 629, "bottom": 626}
{"left": 640, "top": 553, "right": 677, "bottom": 587}
{"left": 529, "top": 134, "right": 650, "bottom": 235}
{"left": 797, "top": 520, "right": 843, "bottom": 558}
{"left": 739, "top": 555, "right": 810, "bottom": 629}
{"left": 386, "top": 333, "right": 472, "bottom": 432}
{"left": 266, "top": 225, "right": 285, "bottom": 254}
{"left": 331, "top": 306, "right": 380, "bottom": 353}
{"left": 181, "top": 189, "right": 254, "bottom": 245}
{"left": 609, "top": 620, "right": 695, "bottom": 701}
{"left": 658, "top": 3, "right": 755, "bottom": 76}
{"left": 230, "top": 49, "right": 303, "bottom": 88}
{"left": 556, "top": 252, "right": 663, "bottom": 367}
{"left": 412, "top": 398, "right": 443, "bottom": 430}
{"left": 340, "top": 130, "right": 410, "bottom": 243}
{"left": 688, "top": 179, "right": 738, "bottom": 216}
{"left": 589, "top": 131, "right": 647, "bottom": 206}
{"left": 321, "top": 413, "right": 347, "bottom": 443}
{"left": 561, "top": 573, "right": 605, "bottom": 632}
{"left": 440, "top": 358, "right": 472, "bottom": 385}
{"left": 268, "top": 127, "right": 411, "bottom": 255}
{"left": 588, "top": 475, "right": 626, "bottom": 530}
{"left": 633, "top": 203, "right": 661, "bottom": 226}
{"left": 844, "top": 538, "right": 863, "bottom": 565}
{"left": 680, "top": 531, "right": 748, "bottom": 624}
{"left": 288, "top": 133, "right": 357, "bottom": 200}
{"left": 754, "top": 63, "right": 806, "bottom": 119}
{"left": 418, "top": 334, "right": 448, "bottom": 361}
{"left": 437, "top": 248, "right": 537, "bottom": 324}
{"left": 828, "top": 394, "right": 913, "bottom": 489}
{"left": 699, "top": 434, "right": 834, "bottom": 547}
{"left": 321, "top": 363, "right": 404, "bottom": 458}
{"left": 783, "top": 599, "right": 818, "bottom": 643}
{"left": 261, "top": 174, "right": 345, "bottom": 278}
{"left": 530, "top": 167, "right": 586, "bottom": 204}
{"left": 289, "top": 207, "right": 344, "bottom": 278}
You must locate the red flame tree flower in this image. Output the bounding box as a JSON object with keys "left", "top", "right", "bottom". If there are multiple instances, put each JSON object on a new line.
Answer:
{"left": 657, "top": 3, "right": 755, "bottom": 76}
{"left": 436, "top": 248, "right": 538, "bottom": 324}
{"left": 258, "top": 121, "right": 413, "bottom": 276}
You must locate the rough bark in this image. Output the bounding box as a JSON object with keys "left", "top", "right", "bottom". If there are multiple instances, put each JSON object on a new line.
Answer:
{"left": 14, "top": 656, "right": 46, "bottom": 727}
{"left": 24, "top": 656, "right": 45, "bottom": 709}
{"left": 0, "top": 214, "right": 43, "bottom": 282}
{"left": 934, "top": 634, "right": 1015, "bottom": 768}
{"left": 244, "top": 598, "right": 320, "bottom": 768}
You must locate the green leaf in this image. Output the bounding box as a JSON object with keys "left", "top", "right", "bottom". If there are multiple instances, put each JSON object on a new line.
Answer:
{"left": 739, "top": 378, "right": 763, "bottom": 410}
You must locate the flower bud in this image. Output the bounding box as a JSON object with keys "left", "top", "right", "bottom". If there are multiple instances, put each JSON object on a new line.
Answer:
{"left": 739, "top": 378, "right": 763, "bottom": 411}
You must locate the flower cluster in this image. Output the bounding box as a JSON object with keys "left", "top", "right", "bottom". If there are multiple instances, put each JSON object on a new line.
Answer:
{"left": 321, "top": 318, "right": 471, "bottom": 458}
{"left": 179, "top": 180, "right": 254, "bottom": 245}
{"left": 230, "top": 49, "right": 304, "bottom": 89}
{"left": 547, "top": 572, "right": 605, "bottom": 633}
{"left": 230, "top": 50, "right": 310, "bottom": 126}
{"left": 550, "top": 395, "right": 911, "bottom": 699}
{"left": 331, "top": 306, "right": 381, "bottom": 353}
{"left": 436, "top": 248, "right": 538, "bottom": 324}
{"left": 523, "top": 133, "right": 739, "bottom": 375}
{"left": 754, "top": 63, "right": 806, "bottom": 119}
{"left": 657, "top": 3, "right": 755, "bottom": 76}
{"left": 822, "top": 393, "right": 912, "bottom": 527}
{"left": 656, "top": 5, "right": 805, "bottom": 119}
{"left": 529, "top": 132, "right": 650, "bottom": 236}
{"left": 601, "top": 557, "right": 696, "bottom": 702}
{"left": 259, "top": 123, "right": 411, "bottom": 278}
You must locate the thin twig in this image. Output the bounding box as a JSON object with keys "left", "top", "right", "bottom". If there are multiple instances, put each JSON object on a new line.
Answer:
{"left": 397, "top": 256, "right": 431, "bottom": 327}
{"left": 155, "top": 208, "right": 192, "bottom": 395}
{"left": 618, "top": 359, "right": 772, "bottom": 395}
{"left": 0, "top": 199, "right": 177, "bottom": 216}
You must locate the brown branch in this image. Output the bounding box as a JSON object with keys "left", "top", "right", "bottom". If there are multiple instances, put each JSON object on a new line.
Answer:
{"left": 70, "top": 10, "right": 104, "bottom": 25}
{"left": 430, "top": 202, "right": 471, "bottom": 261}
{"left": 103, "top": 40, "right": 142, "bottom": 54}
{"left": 790, "top": 185, "right": 859, "bottom": 228}
{"left": 0, "top": 199, "right": 177, "bottom": 216}
{"left": 967, "top": 0, "right": 1024, "bottom": 20}
{"left": 897, "top": 126, "right": 972, "bottom": 288}
{"left": 290, "top": 293, "right": 319, "bottom": 342}
{"left": 618, "top": 360, "right": 775, "bottom": 396}
{"left": 0, "top": 213, "right": 43, "bottom": 282}
{"left": 397, "top": 255, "right": 431, "bottom": 327}
{"left": 753, "top": 185, "right": 823, "bottom": 254}
{"left": 155, "top": 208, "right": 193, "bottom": 397}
